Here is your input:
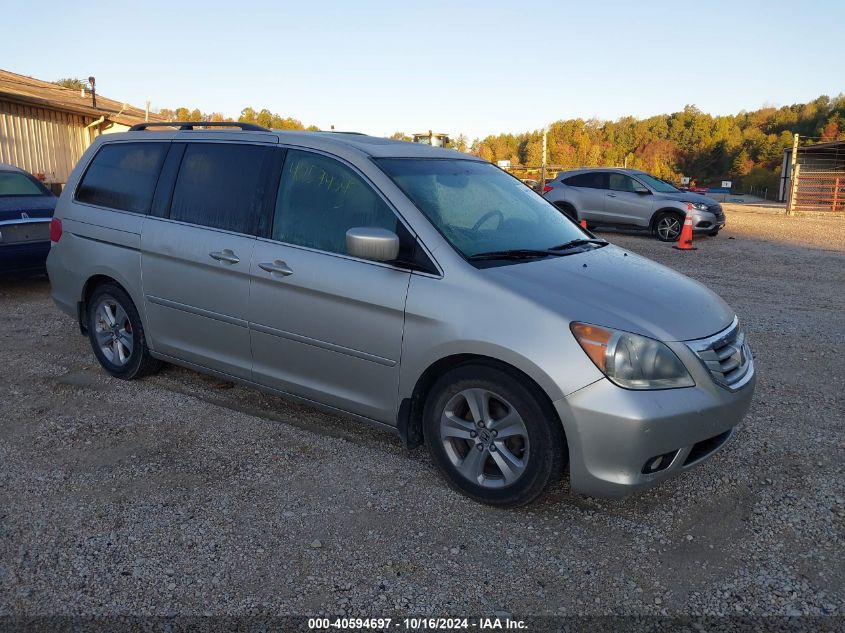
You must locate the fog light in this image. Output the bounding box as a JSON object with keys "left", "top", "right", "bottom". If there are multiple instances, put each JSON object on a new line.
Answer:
{"left": 641, "top": 451, "right": 677, "bottom": 474}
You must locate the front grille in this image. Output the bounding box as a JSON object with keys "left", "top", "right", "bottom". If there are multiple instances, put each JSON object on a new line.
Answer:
{"left": 0, "top": 221, "right": 50, "bottom": 245}
{"left": 687, "top": 317, "right": 753, "bottom": 391}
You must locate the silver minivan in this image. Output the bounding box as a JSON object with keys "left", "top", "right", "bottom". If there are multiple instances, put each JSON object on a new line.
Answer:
{"left": 47, "top": 123, "right": 755, "bottom": 506}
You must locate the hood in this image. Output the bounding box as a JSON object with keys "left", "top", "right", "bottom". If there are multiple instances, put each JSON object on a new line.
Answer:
{"left": 0, "top": 195, "right": 56, "bottom": 222}
{"left": 654, "top": 191, "right": 719, "bottom": 206}
{"left": 484, "top": 245, "right": 734, "bottom": 342}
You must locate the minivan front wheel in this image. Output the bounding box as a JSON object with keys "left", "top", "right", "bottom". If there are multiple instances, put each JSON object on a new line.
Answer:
{"left": 87, "top": 283, "right": 162, "bottom": 380}
{"left": 423, "top": 364, "right": 565, "bottom": 507}
{"left": 653, "top": 211, "right": 684, "bottom": 242}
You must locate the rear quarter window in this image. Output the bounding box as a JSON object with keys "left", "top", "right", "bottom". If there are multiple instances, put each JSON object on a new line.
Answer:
{"left": 75, "top": 142, "right": 167, "bottom": 214}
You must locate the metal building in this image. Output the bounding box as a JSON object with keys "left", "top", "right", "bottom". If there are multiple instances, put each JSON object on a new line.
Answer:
{"left": 412, "top": 130, "right": 450, "bottom": 148}
{"left": 0, "top": 68, "right": 164, "bottom": 190}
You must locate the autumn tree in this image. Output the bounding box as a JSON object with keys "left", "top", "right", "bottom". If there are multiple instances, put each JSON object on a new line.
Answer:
{"left": 731, "top": 149, "right": 753, "bottom": 177}
{"left": 55, "top": 78, "right": 87, "bottom": 90}
{"left": 472, "top": 93, "right": 845, "bottom": 186}
{"left": 448, "top": 134, "right": 469, "bottom": 153}
{"left": 820, "top": 119, "right": 840, "bottom": 142}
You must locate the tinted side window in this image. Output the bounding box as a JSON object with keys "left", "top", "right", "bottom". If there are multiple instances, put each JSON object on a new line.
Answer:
{"left": 609, "top": 173, "right": 637, "bottom": 192}
{"left": 564, "top": 172, "right": 608, "bottom": 189}
{"left": 169, "top": 143, "right": 271, "bottom": 234}
{"left": 76, "top": 143, "right": 167, "bottom": 213}
{"left": 272, "top": 150, "right": 398, "bottom": 255}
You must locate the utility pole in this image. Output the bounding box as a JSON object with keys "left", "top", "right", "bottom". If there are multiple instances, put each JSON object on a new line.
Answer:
{"left": 145, "top": 100, "right": 150, "bottom": 122}
{"left": 540, "top": 127, "right": 548, "bottom": 190}
{"left": 788, "top": 164, "right": 800, "bottom": 216}
{"left": 787, "top": 133, "right": 800, "bottom": 216}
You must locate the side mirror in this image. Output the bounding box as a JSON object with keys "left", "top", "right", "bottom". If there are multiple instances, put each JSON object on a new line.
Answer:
{"left": 635, "top": 188, "right": 651, "bottom": 195}
{"left": 346, "top": 227, "right": 400, "bottom": 262}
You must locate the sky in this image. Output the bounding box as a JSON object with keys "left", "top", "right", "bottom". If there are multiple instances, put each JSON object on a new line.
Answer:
{"left": 2, "top": 0, "right": 844, "bottom": 140}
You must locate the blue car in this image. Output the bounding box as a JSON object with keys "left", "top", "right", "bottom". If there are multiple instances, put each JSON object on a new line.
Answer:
{"left": 0, "top": 163, "right": 57, "bottom": 276}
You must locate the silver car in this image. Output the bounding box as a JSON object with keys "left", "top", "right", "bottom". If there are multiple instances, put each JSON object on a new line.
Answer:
{"left": 543, "top": 168, "right": 726, "bottom": 241}
{"left": 46, "top": 123, "right": 755, "bottom": 506}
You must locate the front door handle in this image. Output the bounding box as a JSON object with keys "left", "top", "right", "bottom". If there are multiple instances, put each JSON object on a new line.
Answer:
{"left": 209, "top": 249, "right": 240, "bottom": 264}
{"left": 259, "top": 260, "right": 294, "bottom": 276}
{"left": 607, "top": 193, "right": 617, "bottom": 197}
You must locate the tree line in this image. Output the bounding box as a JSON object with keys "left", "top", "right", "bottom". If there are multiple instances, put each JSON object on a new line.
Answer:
{"left": 154, "top": 106, "right": 320, "bottom": 131}
{"left": 470, "top": 95, "right": 845, "bottom": 190}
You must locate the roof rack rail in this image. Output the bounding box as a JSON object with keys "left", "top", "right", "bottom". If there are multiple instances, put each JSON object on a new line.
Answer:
{"left": 128, "top": 121, "right": 269, "bottom": 132}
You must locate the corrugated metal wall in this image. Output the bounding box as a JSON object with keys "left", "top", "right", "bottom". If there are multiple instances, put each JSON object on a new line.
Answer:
{"left": 0, "top": 100, "right": 93, "bottom": 185}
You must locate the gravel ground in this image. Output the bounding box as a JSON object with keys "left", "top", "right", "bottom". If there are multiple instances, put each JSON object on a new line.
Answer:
{"left": 0, "top": 211, "right": 843, "bottom": 625}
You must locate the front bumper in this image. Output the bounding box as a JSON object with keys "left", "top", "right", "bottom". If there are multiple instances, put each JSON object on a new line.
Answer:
{"left": 554, "top": 347, "right": 755, "bottom": 497}
{"left": 690, "top": 210, "right": 725, "bottom": 233}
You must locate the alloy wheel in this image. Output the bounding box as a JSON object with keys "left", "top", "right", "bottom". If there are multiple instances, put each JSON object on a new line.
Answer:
{"left": 439, "top": 388, "right": 530, "bottom": 489}
{"left": 657, "top": 216, "right": 682, "bottom": 241}
{"left": 93, "top": 297, "right": 134, "bottom": 366}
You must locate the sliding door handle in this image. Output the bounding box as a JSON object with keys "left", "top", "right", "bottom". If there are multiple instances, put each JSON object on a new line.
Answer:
{"left": 258, "top": 260, "right": 294, "bottom": 276}
{"left": 209, "top": 249, "right": 240, "bottom": 264}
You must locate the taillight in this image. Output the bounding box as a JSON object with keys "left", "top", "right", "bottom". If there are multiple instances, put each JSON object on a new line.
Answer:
{"left": 50, "top": 217, "right": 63, "bottom": 243}
{"left": 542, "top": 185, "right": 553, "bottom": 193}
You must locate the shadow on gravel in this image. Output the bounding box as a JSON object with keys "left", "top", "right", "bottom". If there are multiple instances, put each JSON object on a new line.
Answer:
{"left": 0, "top": 273, "right": 50, "bottom": 293}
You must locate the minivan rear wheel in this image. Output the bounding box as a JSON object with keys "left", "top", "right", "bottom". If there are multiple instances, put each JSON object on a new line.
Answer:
{"left": 423, "top": 364, "right": 565, "bottom": 507}
{"left": 87, "top": 283, "right": 162, "bottom": 380}
{"left": 653, "top": 211, "right": 684, "bottom": 242}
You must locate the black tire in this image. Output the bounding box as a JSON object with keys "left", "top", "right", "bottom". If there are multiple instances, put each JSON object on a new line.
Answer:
{"left": 653, "top": 211, "right": 684, "bottom": 242}
{"left": 708, "top": 229, "right": 720, "bottom": 237}
{"left": 86, "top": 282, "right": 162, "bottom": 380}
{"left": 423, "top": 363, "right": 566, "bottom": 507}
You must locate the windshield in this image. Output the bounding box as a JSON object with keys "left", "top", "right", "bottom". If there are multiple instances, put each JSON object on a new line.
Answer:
{"left": 376, "top": 159, "right": 586, "bottom": 257}
{"left": 634, "top": 172, "right": 680, "bottom": 194}
{"left": 0, "top": 172, "right": 52, "bottom": 197}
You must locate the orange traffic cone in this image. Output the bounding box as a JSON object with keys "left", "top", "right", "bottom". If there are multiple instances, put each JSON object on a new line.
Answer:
{"left": 673, "top": 206, "right": 697, "bottom": 251}
{"left": 580, "top": 219, "right": 588, "bottom": 229}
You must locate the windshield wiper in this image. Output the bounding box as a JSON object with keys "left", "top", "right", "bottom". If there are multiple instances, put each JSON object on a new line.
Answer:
{"left": 467, "top": 248, "right": 565, "bottom": 261}
{"left": 548, "top": 238, "right": 608, "bottom": 251}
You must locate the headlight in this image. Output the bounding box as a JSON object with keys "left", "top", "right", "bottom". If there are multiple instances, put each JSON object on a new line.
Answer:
{"left": 690, "top": 202, "right": 709, "bottom": 211}
{"left": 571, "top": 323, "right": 695, "bottom": 390}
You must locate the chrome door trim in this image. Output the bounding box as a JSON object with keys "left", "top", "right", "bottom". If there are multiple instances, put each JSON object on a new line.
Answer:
{"left": 250, "top": 322, "right": 397, "bottom": 367}
{"left": 146, "top": 295, "right": 249, "bottom": 328}
{"left": 0, "top": 218, "right": 51, "bottom": 227}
